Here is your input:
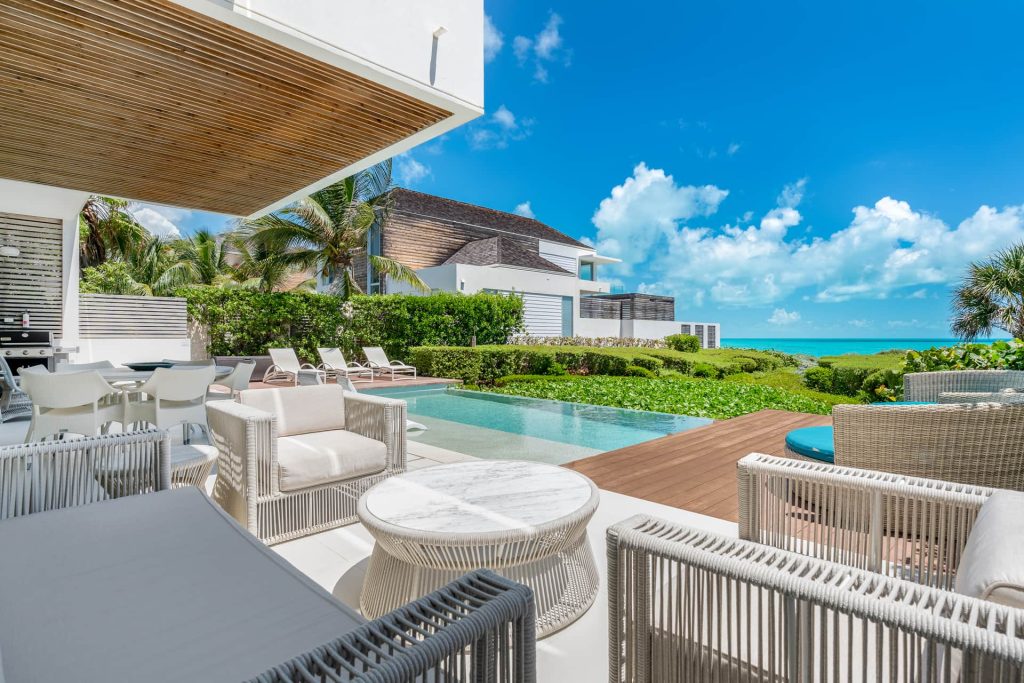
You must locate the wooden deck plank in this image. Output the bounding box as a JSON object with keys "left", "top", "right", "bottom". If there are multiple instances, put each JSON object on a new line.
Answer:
{"left": 566, "top": 409, "right": 831, "bottom": 522}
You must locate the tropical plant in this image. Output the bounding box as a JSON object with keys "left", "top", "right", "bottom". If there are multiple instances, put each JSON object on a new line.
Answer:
{"left": 952, "top": 243, "right": 1024, "bottom": 340}
{"left": 78, "top": 196, "right": 147, "bottom": 267}
{"left": 174, "top": 228, "right": 231, "bottom": 286}
{"left": 81, "top": 235, "right": 198, "bottom": 296}
{"left": 243, "top": 160, "right": 428, "bottom": 298}
{"left": 227, "top": 230, "right": 314, "bottom": 292}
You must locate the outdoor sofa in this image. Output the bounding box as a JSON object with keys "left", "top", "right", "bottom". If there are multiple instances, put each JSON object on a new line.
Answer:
{"left": 608, "top": 453, "right": 1024, "bottom": 681}
{"left": 784, "top": 400, "right": 1024, "bottom": 490}
{"left": 903, "top": 369, "right": 1024, "bottom": 401}
{"left": 0, "top": 432, "right": 536, "bottom": 683}
{"left": 207, "top": 383, "right": 407, "bottom": 544}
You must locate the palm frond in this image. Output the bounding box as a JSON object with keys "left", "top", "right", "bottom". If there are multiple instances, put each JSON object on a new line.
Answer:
{"left": 368, "top": 255, "right": 430, "bottom": 293}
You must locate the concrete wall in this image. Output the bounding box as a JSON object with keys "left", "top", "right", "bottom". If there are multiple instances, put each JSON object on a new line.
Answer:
{"left": 0, "top": 178, "right": 88, "bottom": 348}
{"left": 620, "top": 320, "right": 683, "bottom": 340}
{"left": 76, "top": 338, "right": 192, "bottom": 367}
{"left": 575, "top": 318, "right": 621, "bottom": 337}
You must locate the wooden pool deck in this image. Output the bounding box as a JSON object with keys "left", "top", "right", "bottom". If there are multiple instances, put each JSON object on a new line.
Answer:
{"left": 566, "top": 409, "right": 831, "bottom": 522}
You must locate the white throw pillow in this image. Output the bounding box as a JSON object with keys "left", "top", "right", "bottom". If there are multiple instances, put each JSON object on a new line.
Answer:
{"left": 955, "top": 490, "right": 1024, "bottom": 608}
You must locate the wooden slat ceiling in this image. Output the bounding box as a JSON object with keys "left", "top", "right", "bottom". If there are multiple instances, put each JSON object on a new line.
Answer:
{"left": 0, "top": 0, "right": 451, "bottom": 215}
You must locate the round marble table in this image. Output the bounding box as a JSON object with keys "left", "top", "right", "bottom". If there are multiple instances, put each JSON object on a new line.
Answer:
{"left": 357, "top": 460, "right": 600, "bottom": 637}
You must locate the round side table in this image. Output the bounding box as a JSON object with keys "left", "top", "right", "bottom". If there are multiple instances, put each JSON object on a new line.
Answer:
{"left": 358, "top": 460, "right": 600, "bottom": 638}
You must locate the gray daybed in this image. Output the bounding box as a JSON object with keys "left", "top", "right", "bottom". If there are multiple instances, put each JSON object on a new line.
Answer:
{"left": 0, "top": 434, "right": 535, "bottom": 683}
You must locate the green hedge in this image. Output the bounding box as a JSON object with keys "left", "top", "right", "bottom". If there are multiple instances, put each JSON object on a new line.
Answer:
{"left": 804, "top": 351, "right": 907, "bottom": 397}
{"left": 180, "top": 288, "right": 523, "bottom": 362}
{"left": 665, "top": 333, "right": 700, "bottom": 352}
{"left": 408, "top": 344, "right": 790, "bottom": 384}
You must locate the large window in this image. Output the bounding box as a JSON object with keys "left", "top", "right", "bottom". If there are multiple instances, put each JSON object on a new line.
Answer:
{"left": 578, "top": 261, "right": 594, "bottom": 281}
{"left": 366, "top": 223, "right": 382, "bottom": 294}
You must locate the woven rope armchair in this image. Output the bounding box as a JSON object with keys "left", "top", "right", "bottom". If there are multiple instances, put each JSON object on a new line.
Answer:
{"left": 0, "top": 429, "right": 170, "bottom": 520}
{"left": 0, "top": 355, "right": 31, "bottom": 423}
{"left": 608, "top": 454, "right": 1024, "bottom": 682}
{"left": 903, "top": 369, "right": 1024, "bottom": 401}
{"left": 207, "top": 388, "right": 407, "bottom": 544}
{"left": 820, "top": 401, "right": 1024, "bottom": 490}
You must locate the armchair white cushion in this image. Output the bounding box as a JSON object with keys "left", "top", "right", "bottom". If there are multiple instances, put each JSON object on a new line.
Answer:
{"left": 239, "top": 383, "right": 345, "bottom": 436}
{"left": 208, "top": 384, "right": 407, "bottom": 543}
{"left": 276, "top": 430, "right": 387, "bottom": 491}
{"left": 955, "top": 490, "right": 1024, "bottom": 609}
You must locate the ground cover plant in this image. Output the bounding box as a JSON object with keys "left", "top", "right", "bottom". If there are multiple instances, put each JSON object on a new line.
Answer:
{"left": 481, "top": 375, "right": 852, "bottom": 419}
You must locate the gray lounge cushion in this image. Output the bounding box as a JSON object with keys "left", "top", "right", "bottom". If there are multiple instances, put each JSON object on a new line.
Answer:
{"left": 277, "top": 429, "right": 387, "bottom": 491}
{"left": 955, "top": 489, "right": 1024, "bottom": 608}
{"left": 239, "top": 384, "right": 346, "bottom": 436}
{"left": 0, "top": 488, "right": 364, "bottom": 683}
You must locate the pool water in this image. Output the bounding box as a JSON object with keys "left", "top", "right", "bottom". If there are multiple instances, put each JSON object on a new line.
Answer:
{"left": 363, "top": 384, "right": 711, "bottom": 465}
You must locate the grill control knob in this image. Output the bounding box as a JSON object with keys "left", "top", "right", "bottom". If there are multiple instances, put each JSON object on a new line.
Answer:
{"left": 22, "top": 350, "right": 29, "bottom": 356}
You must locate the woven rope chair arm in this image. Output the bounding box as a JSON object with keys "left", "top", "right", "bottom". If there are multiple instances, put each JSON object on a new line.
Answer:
{"left": 938, "top": 391, "right": 1024, "bottom": 404}
{"left": 248, "top": 569, "right": 536, "bottom": 683}
{"left": 207, "top": 400, "right": 279, "bottom": 498}
{"left": 607, "top": 514, "right": 1024, "bottom": 683}
{"left": 0, "top": 430, "right": 170, "bottom": 520}
{"left": 737, "top": 453, "right": 992, "bottom": 589}
{"left": 344, "top": 392, "right": 407, "bottom": 472}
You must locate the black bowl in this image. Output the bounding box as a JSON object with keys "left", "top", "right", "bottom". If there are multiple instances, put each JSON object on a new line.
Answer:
{"left": 124, "top": 361, "right": 176, "bottom": 372}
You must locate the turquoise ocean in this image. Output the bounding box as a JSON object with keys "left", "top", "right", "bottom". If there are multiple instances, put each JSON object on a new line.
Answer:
{"left": 722, "top": 338, "right": 1008, "bottom": 357}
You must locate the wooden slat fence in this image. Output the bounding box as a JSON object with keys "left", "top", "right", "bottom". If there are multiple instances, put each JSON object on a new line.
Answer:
{"left": 0, "top": 212, "right": 63, "bottom": 332}
{"left": 80, "top": 294, "right": 187, "bottom": 339}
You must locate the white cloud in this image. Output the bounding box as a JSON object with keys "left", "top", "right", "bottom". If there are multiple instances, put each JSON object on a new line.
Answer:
{"left": 768, "top": 308, "right": 801, "bottom": 325}
{"left": 727, "top": 142, "right": 741, "bottom": 156}
{"left": 589, "top": 171, "right": 1024, "bottom": 307}
{"left": 394, "top": 153, "right": 430, "bottom": 186}
{"left": 469, "top": 105, "right": 533, "bottom": 150}
{"left": 888, "top": 319, "right": 924, "bottom": 328}
{"left": 513, "top": 201, "right": 535, "bottom": 219}
{"left": 134, "top": 206, "right": 183, "bottom": 239}
{"left": 492, "top": 105, "right": 517, "bottom": 130}
{"left": 513, "top": 13, "right": 570, "bottom": 83}
{"left": 848, "top": 319, "right": 871, "bottom": 328}
{"left": 592, "top": 162, "right": 729, "bottom": 275}
{"left": 907, "top": 288, "right": 929, "bottom": 299}
{"left": 483, "top": 15, "right": 504, "bottom": 63}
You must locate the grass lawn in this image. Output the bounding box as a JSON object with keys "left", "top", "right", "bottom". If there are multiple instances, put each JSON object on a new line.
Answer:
{"left": 818, "top": 350, "right": 906, "bottom": 371}
{"left": 483, "top": 374, "right": 857, "bottom": 420}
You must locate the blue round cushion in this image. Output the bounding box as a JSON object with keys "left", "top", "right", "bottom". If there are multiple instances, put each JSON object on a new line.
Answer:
{"left": 785, "top": 426, "right": 835, "bottom": 463}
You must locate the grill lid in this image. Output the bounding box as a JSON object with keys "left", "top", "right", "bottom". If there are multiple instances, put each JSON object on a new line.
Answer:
{"left": 0, "top": 329, "right": 54, "bottom": 347}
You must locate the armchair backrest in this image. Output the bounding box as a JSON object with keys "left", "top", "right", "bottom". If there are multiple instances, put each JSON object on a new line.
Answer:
{"left": 139, "top": 366, "right": 216, "bottom": 401}
{"left": 269, "top": 348, "right": 303, "bottom": 373}
{"left": 833, "top": 402, "right": 1024, "bottom": 490}
{"left": 217, "top": 361, "right": 255, "bottom": 392}
{"left": 238, "top": 384, "right": 346, "bottom": 436}
{"left": 0, "top": 429, "right": 170, "bottom": 520}
{"left": 21, "top": 370, "right": 118, "bottom": 410}
{"left": 363, "top": 346, "right": 390, "bottom": 366}
{"left": 903, "top": 370, "right": 1024, "bottom": 402}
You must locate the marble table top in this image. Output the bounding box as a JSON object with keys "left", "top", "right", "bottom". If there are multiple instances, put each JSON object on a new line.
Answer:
{"left": 360, "top": 460, "right": 598, "bottom": 535}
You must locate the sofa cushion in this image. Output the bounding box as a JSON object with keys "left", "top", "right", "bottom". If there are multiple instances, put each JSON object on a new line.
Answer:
{"left": 239, "top": 384, "right": 345, "bottom": 436}
{"left": 277, "top": 429, "right": 387, "bottom": 492}
{"left": 955, "top": 490, "right": 1024, "bottom": 609}
{"left": 784, "top": 426, "right": 835, "bottom": 463}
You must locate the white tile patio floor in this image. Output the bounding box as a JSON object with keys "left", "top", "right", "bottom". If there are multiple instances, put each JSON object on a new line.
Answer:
{"left": 0, "top": 417, "right": 736, "bottom": 681}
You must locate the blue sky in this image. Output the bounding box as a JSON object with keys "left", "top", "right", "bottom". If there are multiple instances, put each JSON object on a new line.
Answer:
{"left": 137, "top": 1, "right": 1024, "bottom": 339}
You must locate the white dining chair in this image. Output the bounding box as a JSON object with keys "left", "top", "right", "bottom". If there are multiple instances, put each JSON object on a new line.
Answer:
{"left": 207, "top": 361, "right": 255, "bottom": 400}
{"left": 20, "top": 370, "right": 124, "bottom": 442}
{"left": 124, "top": 366, "right": 216, "bottom": 442}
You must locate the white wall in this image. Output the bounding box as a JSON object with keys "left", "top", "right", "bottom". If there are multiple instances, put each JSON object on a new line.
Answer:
{"left": 389, "top": 263, "right": 578, "bottom": 298}
{"left": 621, "top": 320, "right": 683, "bottom": 340}
{"left": 76, "top": 338, "right": 192, "bottom": 367}
{"left": 0, "top": 178, "right": 89, "bottom": 348}
{"left": 223, "top": 0, "right": 483, "bottom": 109}
{"left": 575, "top": 318, "right": 621, "bottom": 337}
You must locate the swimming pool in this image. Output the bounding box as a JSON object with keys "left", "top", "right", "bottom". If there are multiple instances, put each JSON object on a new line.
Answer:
{"left": 363, "top": 384, "right": 711, "bottom": 464}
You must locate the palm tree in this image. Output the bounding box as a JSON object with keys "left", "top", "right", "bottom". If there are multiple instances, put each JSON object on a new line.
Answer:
{"left": 175, "top": 228, "right": 231, "bottom": 286}
{"left": 952, "top": 243, "right": 1024, "bottom": 340}
{"left": 125, "top": 236, "right": 199, "bottom": 296}
{"left": 243, "top": 160, "right": 428, "bottom": 298}
{"left": 79, "top": 196, "right": 147, "bottom": 267}
{"left": 227, "top": 231, "right": 313, "bottom": 292}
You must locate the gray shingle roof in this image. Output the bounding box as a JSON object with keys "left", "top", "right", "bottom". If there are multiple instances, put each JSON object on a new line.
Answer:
{"left": 390, "top": 188, "right": 589, "bottom": 248}
{"left": 443, "top": 236, "right": 573, "bottom": 274}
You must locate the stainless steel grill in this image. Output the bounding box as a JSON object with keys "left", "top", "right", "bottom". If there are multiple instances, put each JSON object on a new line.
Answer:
{"left": 0, "top": 328, "right": 55, "bottom": 372}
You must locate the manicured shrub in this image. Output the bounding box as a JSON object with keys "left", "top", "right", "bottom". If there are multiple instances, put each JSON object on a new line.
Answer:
{"left": 625, "top": 364, "right": 657, "bottom": 378}
{"left": 665, "top": 333, "right": 701, "bottom": 353}
{"left": 803, "top": 366, "right": 833, "bottom": 393}
{"left": 180, "top": 288, "right": 523, "bottom": 362}
{"left": 692, "top": 362, "right": 717, "bottom": 378}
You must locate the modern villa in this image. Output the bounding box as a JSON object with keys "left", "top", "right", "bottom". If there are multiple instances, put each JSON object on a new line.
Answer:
{"left": 1, "top": 2, "right": 1023, "bottom": 683}
{"left": 333, "top": 188, "right": 721, "bottom": 345}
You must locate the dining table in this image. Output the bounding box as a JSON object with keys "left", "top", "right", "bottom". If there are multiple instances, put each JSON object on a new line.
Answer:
{"left": 98, "top": 365, "right": 234, "bottom": 385}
